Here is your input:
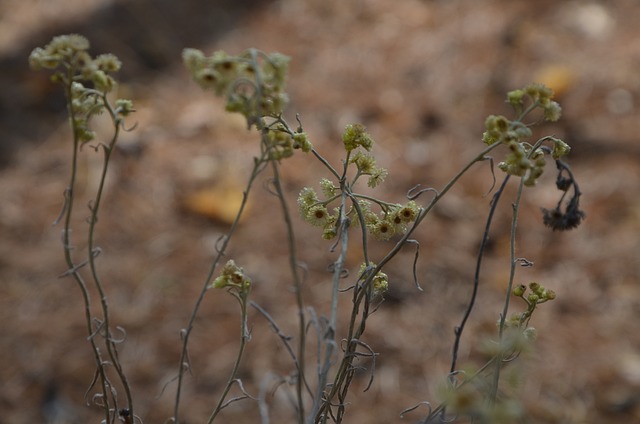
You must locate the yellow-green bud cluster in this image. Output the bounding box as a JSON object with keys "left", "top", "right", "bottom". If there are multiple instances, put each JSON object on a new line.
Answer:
{"left": 349, "top": 151, "right": 388, "bottom": 188}
{"left": 503, "top": 281, "right": 556, "bottom": 336}
{"left": 512, "top": 281, "right": 556, "bottom": 311}
{"left": 497, "top": 142, "right": 546, "bottom": 187}
{"left": 506, "top": 83, "right": 562, "bottom": 122}
{"left": 183, "top": 48, "right": 290, "bottom": 126}
{"left": 483, "top": 84, "right": 570, "bottom": 186}
{"left": 482, "top": 115, "right": 532, "bottom": 146}
{"left": 298, "top": 123, "right": 419, "bottom": 241}
{"left": 359, "top": 263, "right": 389, "bottom": 296}
{"left": 29, "top": 35, "right": 122, "bottom": 93}
{"left": 549, "top": 137, "right": 571, "bottom": 160}
{"left": 262, "top": 125, "right": 313, "bottom": 160}
{"left": 292, "top": 131, "right": 313, "bottom": 153}
{"left": 210, "top": 260, "right": 252, "bottom": 292}
{"left": 342, "top": 124, "right": 374, "bottom": 152}
{"left": 29, "top": 34, "right": 134, "bottom": 144}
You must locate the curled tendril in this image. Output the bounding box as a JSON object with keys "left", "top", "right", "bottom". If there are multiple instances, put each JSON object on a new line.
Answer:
{"left": 327, "top": 263, "right": 349, "bottom": 278}
{"left": 481, "top": 155, "right": 497, "bottom": 196}
{"left": 109, "top": 326, "right": 127, "bottom": 344}
{"left": 407, "top": 184, "right": 439, "bottom": 201}
{"left": 406, "top": 239, "right": 423, "bottom": 291}
{"left": 399, "top": 400, "right": 432, "bottom": 418}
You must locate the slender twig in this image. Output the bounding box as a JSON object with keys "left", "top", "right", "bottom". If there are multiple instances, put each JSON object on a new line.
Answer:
{"left": 206, "top": 290, "right": 250, "bottom": 423}
{"left": 270, "top": 159, "right": 307, "bottom": 424}
{"left": 86, "top": 95, "right": 135, "bottom": 418}
{"left": 172, "top": 150, "right": 267, "bottom": 422}
{"left": 58, "top": 68, "right": 113, "bottom": 423}
{"left": 491, "top": 177, "right": 525, "bottom": 402}
{"left": 450, "top": 174, "right": 510, "bottom": 375}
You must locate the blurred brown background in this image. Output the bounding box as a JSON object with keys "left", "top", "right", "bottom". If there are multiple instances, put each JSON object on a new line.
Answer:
{"left": 1, "top": 0, "right": 640, "bottom": 422}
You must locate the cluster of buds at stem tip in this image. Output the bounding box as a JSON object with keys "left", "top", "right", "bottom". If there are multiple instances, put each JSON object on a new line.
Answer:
{"left": 482, "top": 83, "right": 569, "bottom": 187}
{"left": 210, "top": 260, "right": 252, "bottom": 294}
{"left": 29, "top": 34, "right": 135, "bottom": 143}
{"left": 298, "top": 124, "right": 421, "bottom": 241}
{"left": 183, "top": 48, "right": 313, "bottom": 158}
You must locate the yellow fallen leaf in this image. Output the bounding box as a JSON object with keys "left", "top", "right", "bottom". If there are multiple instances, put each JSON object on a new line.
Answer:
{"left": 182, "top": 185, "right": 248, "bottom": 225}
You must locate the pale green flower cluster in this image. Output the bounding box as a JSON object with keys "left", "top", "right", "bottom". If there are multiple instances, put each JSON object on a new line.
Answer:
{"left": 349, "top": 151, "right": 388, "bottom": 188}
{"left": 29, "top": 34, "right": 122, "bottom": 93}
{"left": 512, "top": 281, "right": 556, "bottom": 306}
{"left": 183, "top": 48, "right": 313, "bottom": 159}
{"left": 297, "top": 187, "right": 337, "bottom": 240}
{"left": 507, "top": 83, "right": 562, "bottom": 122}
{"left": 298, "top": 123, "right": 419, "bottom": 241}
{"left": 210, "top": 260, "right": 252, "bottom": 292}
{"left": 29, "top": 35, "right": 134, "bottom": 143}
{"left": 500, "top": 281, "right": 557, "bottom": 345}
{"left": 482, "top": 83, "right": 570, "bottom": 186}
{"left": 358, "top": 199, "right": 420, "bottom": 241}
{"left": 297, "top": 188, "right": 420, "bottom": 241}
{"left": 183, "top": 48, "right": 291, "bottom": 126}
{"left": 263, "top": 124, "right": 313, "bottom": 160}
{"left": 342, "top": 123, "right": 374, "bottom": 152}
{"left": 342, "top": 124, "right": 387, "bottom": 187}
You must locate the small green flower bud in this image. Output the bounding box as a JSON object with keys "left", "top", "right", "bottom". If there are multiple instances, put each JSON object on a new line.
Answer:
{"left": 350, "top": 151, "right": 376, "bottom": 174}
{"left": 319, "top": 178, "right": 337, "bottom": 198}
{"left": 367, "top": 167, "right": 388, "bottom": 188}
{"left": 551, "top": 137, "right": 571, "bottom": 159}
{"left": 544, "top": 101, "right": 562, "bottom": 122}
{"left": 60, "top": 34, "right": 90, "bottom": 51}
{"left": 523, "top": 165, "right": 544, "bottom": 186}
{"left": 507, "top": 89, "right": 525, "bottom": 108}
{"left": 292, "top": 131, "right": 312, "bottom": 152}
{"left": 543, "top": 289, "right": 556, "bottom": 300}
{"left": 94, "top": 53, "right": 121, "bottom": 73}
{"left": 372, "top": 272, "right": 389, "bottom": 296}
{"left": 211, "top": 275, "right": 229, "bottom": 289}
{"left": 525, "top": 83, "right": 554, "bottom": 102}
{"left": 483, "top": 115, "right": 513, "bottom": 145}
{"left": 322, "top": 226, "right": 338, "bottom": 240}
{"left": 182, "top": 48, "right": 206, "bottom": 73}
{"left": 115, "top": 99, "right": 135, "bottom": 116}
{"left": 512, "top": 284, "right": 526, "bottom": 297}
{"left": 527, "top": 293, "right": 539, "bottom": 304}
{"left": 210, "top": 260, "right": 251, "bottom": 291}
{"left": 297, "top": 187, "right": 318, "bottom": 211}
{"left": 92, "top": 70, "right": 115, "bottom": 92}
{"left": 77, "top": 127, "right": 96, "bottom": 143}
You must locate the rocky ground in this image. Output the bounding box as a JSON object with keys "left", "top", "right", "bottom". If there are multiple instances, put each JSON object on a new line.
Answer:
{"left": 1, "top": 0, "right": 640, "bottom": 423}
